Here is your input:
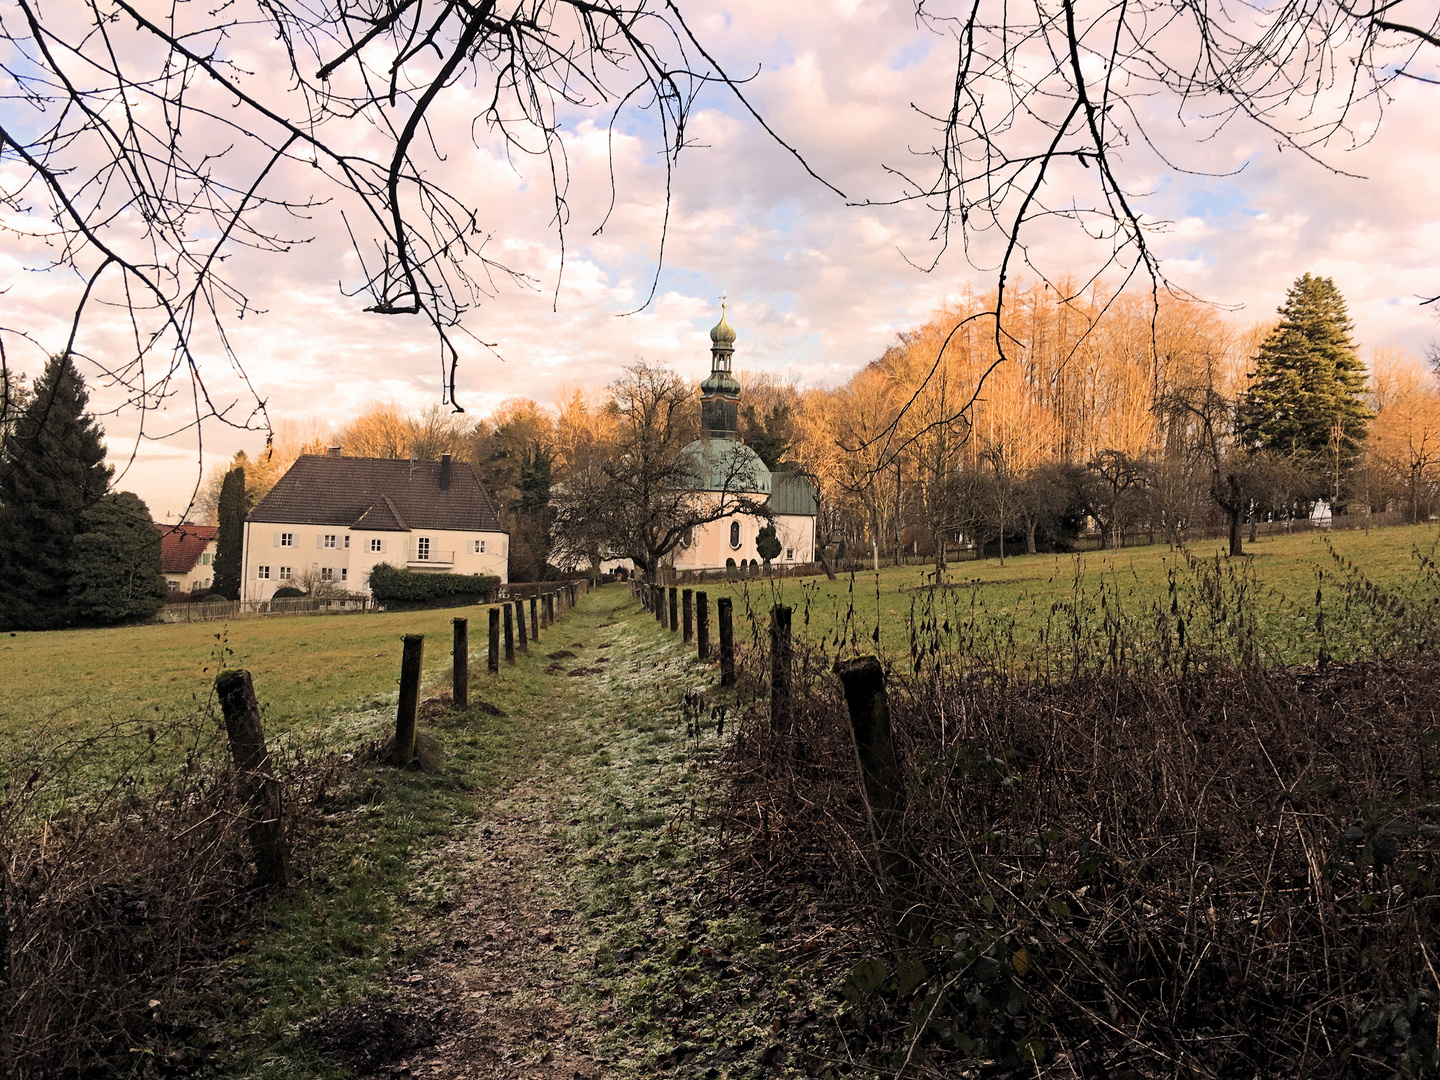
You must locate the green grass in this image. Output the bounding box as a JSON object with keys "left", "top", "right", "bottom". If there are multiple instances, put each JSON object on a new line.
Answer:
{"left": 698, "top": 523, "right": 1440, "bottom": 668}
{"left": 0, "top": 602, "right": 508, "bottom": 743}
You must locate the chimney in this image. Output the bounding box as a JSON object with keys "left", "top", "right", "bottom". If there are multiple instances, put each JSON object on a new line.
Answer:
{"left": 439, "top": 452, "right": 452, "bottom": 492}
{"left": 326, "top": 445, "right": 342, "bottom": 456}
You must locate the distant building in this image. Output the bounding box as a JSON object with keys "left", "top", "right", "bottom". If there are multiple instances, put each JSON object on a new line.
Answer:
{"left": 156, "top": 523, "right": 218, "bottom": 596}
{"left": 240, "top": 450, "right": 508, "bottom": 602}
{"left": 665, "top": 306, "right": 817, "bottom": 572}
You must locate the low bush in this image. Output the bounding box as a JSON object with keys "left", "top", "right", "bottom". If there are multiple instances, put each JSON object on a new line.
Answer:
{"left": 366, "top": 563, "right": 499, "bottom": 606}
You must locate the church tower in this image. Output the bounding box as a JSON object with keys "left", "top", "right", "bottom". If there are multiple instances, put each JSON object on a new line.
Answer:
{"left": 700, "top": 302, "right": 741, "bottom": 440}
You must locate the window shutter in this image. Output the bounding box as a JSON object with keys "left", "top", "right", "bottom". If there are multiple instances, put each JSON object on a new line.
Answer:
{"left": 315, "top": 535, "right": 323, "bottom": 549}
{"left": 380, "top": 539, "right": 388, "bottom": 553}
{"left": 272, "top": 532, "right": 279, "bottom": 547}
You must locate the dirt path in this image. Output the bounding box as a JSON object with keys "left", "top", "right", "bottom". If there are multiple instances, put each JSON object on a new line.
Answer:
{"left": 317, "top": 587, "right": 751, "bottom": 1079}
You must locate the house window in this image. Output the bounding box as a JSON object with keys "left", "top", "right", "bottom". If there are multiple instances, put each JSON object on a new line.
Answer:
{"left": 370, "top": 538, "right": 382, "bottom": 552}
{"left": 279, "top": 567, "right": 291, "bottom": 580}
{"left": 280, "top": 533, "right": 293, "bottom": 547}
{"left": 321, "top": 567, "right": 334, "bottom": 581}
{"left": 200, "top": 553, "right": 212, "bottom": 565}
{"left": 323, "top": 534, "right": 337, "bottom": 548}
{"left": 729, "top": 521, "right": 741, "bottom": 549}
{"left": 257, "top": 566, "right": 270, "bottom": 579}
{"left": 786, "top": 549, "right": 794, "bottom": 560}
{"left": 167, "top": 580, "right": 178, "bottom": 593}
{"left": 341, "top": 568, "right": 348, "bottom": 581}
{"left": 417, "top": 536, "right": 430, "bottom": 560}
{"left": 343, "top": 535, "right": 350, "bottom": 549}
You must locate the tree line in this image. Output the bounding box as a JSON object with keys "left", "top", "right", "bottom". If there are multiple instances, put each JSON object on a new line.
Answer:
{"left": 195, "top": 270, "right": 1439, "bottom": 590}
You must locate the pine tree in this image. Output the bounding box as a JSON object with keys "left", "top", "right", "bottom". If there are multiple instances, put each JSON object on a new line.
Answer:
{"left": 212, "top": 466, "right": 247, "bottom": 600}
{"left": 1237, "top": 274, "right": 1373, "bottom": 502}
{"left": 68, "top": 492, "right": 168, "bottom": 624}
{"left": 0, "top": 354, "right": 113, "bottom": 630}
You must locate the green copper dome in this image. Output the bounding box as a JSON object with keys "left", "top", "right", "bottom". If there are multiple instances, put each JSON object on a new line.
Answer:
{"left": 701, "top": 369, "right": 741, "bottom": 396}
{"left": 680, "top": 438, "right": 771, "bottom": 494}
{"left": 710, "top": 309, "right": 736, "bottom": 347}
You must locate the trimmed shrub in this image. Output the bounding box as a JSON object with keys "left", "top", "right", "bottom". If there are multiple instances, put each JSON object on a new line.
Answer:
{"left": 201, "top": 594, "right": 230, "bottom": 604}
{"left": 271, "top": 586, "right": 303, "bottom": 599}
{"left": 366, "top": 563, "right": 499, "bottom": 606}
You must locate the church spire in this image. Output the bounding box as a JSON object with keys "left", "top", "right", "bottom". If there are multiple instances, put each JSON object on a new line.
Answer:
{"left": 700, "top": 298, "right": 741, "bottom": 440}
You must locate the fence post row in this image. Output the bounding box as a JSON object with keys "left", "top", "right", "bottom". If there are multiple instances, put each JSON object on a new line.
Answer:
{"left": 488, "top": 607, "right": 500, "bottom": 673}
{"left": 453, "top": 618, "right": 468, "bottom": 710}
{"left": 503, "top": 604, "right": 515, "bottom": 665}
{"left": 770, "top": 605, "right": 792, "bottom": 732}
{"left": 668, "top": 587, "right": 678, "bottom": 632}
{"left": 717, "top": 596, "right": 735, "bottom": 688}
{"left": 696, "top": 591, "right": 709, "bottom": 660}
{"left": 214, "top": 669, "right": 292, "bottom": 889}
{"left": 682, "top": 589, "right": 693, "bottom": 644}
{"left": 514, "top": 599, "right": 528, "bottom": 652}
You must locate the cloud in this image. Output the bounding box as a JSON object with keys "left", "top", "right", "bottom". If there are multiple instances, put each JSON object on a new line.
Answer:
{"left": 2, "top": 0, "right": 1436, "bottom": 522}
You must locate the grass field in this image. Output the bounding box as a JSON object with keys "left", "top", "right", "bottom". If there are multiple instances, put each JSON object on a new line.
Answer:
{"left": 701, "top": 523, "right": 1440, "bottom": 668}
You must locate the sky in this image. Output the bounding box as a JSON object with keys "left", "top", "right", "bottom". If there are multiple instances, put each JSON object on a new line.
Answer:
{"left": 3, "top": 0, "right": 1438, "bottom": 522}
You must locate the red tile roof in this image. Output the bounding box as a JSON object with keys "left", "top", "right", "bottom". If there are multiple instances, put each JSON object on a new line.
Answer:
{"left": 156, "top": 523, "right": 218, "bottom": 574}
{"left": 247, "top": 455, "right": 504, "bottom": 533}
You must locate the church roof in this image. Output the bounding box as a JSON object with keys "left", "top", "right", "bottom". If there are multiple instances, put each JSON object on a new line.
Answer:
{"left": 680, "top": 438, "right": 771, "bottom": 495}
{"left": 771, "top": 471, "right": 819, "bottom": 516}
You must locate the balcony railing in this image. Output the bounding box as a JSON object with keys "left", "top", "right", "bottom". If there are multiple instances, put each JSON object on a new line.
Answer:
{"left": 407, "top": 546, "right": 455, "bottom": 566}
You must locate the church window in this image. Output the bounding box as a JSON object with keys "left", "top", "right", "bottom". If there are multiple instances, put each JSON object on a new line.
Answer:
{"left": 729, "top": 521, "right": 741, "bottom": 549}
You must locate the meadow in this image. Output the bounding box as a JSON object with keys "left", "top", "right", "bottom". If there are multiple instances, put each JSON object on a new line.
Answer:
{"left": 703, "top": 523, "right": 1440, "bottom": 669}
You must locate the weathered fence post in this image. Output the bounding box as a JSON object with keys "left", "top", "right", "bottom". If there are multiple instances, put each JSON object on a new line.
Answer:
{"left": 682, "top": 589, "right": 693, "bottom": 643}
{"left": 452, "top": 618, "right": 468, "bottom": 710}
{"left": 215, "top": 669, "right": 292, "bottom": 888}
{"left": 514, "top": 599, "right": 528, "bottom": 652}
{"left": 488, "top": 607, "right": 500, "bottom": 673}
{"left": 833, "top": 655, "right": 918, "bottom": 942}
{"left": 503, "top": 604, "right": 515, "bottom": 664}
{"left": 668, "top": 587, "right": 678, "bottom": 632}
{"left": 697, "top": 591, "right": 710, "bottom": 660}
{"left": 392, "top": 634, "right": 425, "bottom": 766}
{"left": 718, "top": 597, "right": 735, "bottom": 687}
{"left": 545, "top": 593, "right": 555, "bottom": 626}
{"left": 530, "top": 596, "right": 539, "bottom": 640}
{"left": 770, "top": 605, "right": 792, "bottom": 732}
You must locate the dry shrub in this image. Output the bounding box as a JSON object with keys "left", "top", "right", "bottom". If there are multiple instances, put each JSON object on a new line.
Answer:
{"left": 0, "top": 717, "right": 298, "bottom": 1076}
{"left": 715, "top": 562, "right": 1440, "bottom": 1078}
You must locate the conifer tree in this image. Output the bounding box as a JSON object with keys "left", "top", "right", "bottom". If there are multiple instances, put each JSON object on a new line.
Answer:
{"left": 212, "top": 466, "right": 247, "bottom": 600}
{"left": 0, "top": 354, "right": 113, "bottom": 630}
{"left": 68, "top": 492, "right": 167, "bottom": 624}
{"left": 1237, "top": 274, "right": 1373, "bottom": 503}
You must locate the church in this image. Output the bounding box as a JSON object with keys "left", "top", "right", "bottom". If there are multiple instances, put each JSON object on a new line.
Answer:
{"left": 664, "top": 306, "right": 818, "bottom": 573}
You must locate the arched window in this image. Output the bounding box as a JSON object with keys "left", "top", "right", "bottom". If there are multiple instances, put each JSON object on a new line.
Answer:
{"left": 729, "top": 521, "right": 741, "bottom": 549}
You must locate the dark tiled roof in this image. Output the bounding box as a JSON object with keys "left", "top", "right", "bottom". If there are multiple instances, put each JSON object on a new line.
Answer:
{"left": 155, "top": 523, "right": 217, "bottom": 574}
{"left": 248, "top": 456, "right": 504, "bottom": 533}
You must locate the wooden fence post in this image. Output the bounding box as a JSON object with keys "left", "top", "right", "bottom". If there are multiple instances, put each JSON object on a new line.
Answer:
{"left": 770, "top": 605, "right": 792, "bottom": 732}
{"left": 488, "top": 607, "right": 500, "bottom": 673}
{"left": 546, "top": 593, "right": 555, "bottom": 626}
{"left": 503, "top": 604, "right": 515, "bottom": 664}
{"left": 668, "top": 587, "right": 678, "bottom": 631}
{"left": 530, "top": 597, "right": 539, "bottom": 641}
{"left": 655, "top": 585, "right": 664, "bottom": 624}
{"left": 514, "top": 599, "right": 528, "bottom": 652}
{"left": 392, "top": 634, "right": 425, "bottom": 766}
{"left": 682, "top": 589, "right": 693, "bottom": 643}
{"left": 215, "top": 669, "right": 292, "bottom": 888}
{"left": 452, "top": 618, "right": 468, "bottom": 710}
{"left": 718, "top": 597, "right": 735, "bottom": 687}
{"left": 697, "top": 591, "right": 710, "bottom": 660}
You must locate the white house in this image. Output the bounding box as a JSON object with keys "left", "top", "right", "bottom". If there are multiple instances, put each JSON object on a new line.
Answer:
{"left": 240, "top": 451, "right": 508, "bottom": 602}
{"left": 664, "top": 307, "right": 818, "bottom": 572}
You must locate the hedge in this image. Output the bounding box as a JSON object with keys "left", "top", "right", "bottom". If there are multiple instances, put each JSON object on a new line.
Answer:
{"left": 366, "top": 563, "right": 500, "bottom": 605}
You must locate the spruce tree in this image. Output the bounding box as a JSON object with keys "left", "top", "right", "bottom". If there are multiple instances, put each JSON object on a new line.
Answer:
{"left": 1237, "top": 274, "right": 1373, "bottom": 501}
{"left": 68, "top": 492, "right": 168, "bottom": 624}
{"left": 0, "top": 354, "right": 113, "bottom": 630}
{"left": 212, "top": 465, "right": 246, "bottom": 600}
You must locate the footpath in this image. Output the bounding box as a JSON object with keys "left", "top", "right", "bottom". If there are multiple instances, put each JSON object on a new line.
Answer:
{"left": 314, "top": 585, "right": 835, "bottom": 1080}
